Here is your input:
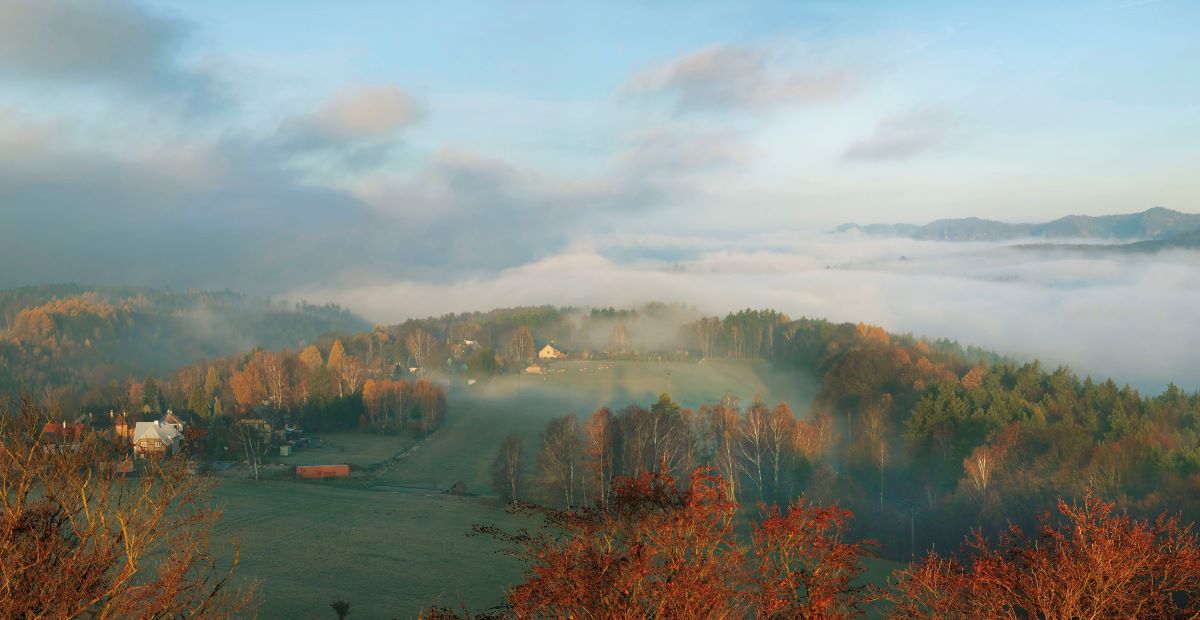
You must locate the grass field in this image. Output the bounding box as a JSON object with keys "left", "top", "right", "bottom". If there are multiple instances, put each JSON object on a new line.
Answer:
{"left": 212, "top": 480, "right": 523, "bottom": 619}
{"left": 381, "top": 359, "right": 819, "bottom": 491}
{"left": 211, "top": 360, "right": 829, "bottom": 618}
{"left": 268, "top": 432, "right": 417, "bottom": 468}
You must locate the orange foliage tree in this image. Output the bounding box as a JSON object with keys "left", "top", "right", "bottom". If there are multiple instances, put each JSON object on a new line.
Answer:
{"left": 468, "top": 468, "right": 872, "bottom": 619}
{"left": 0, "top": 399, "right": 256, "bottom": 617}
{"left": 884, "top": 493, "right": 1200, "bottom": 618}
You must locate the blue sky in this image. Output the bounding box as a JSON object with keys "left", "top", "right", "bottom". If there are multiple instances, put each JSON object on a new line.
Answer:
{"left": 0, "top": 0, "right": 1197, "bottom": 293}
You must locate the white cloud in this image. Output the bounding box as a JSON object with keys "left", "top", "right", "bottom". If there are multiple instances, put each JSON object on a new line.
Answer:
{"left": 624, "top": 45, "right": 855, "bottom": 113}
{"left": 843, "top": 107, "right": 958, "bottom": 162}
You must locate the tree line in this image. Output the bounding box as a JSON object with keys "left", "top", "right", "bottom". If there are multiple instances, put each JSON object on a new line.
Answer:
{"left": 492, "top": 393, "right": 824, "bottom": 511}
{"left": 488, "top": 316, "right": 1200, "bottom": 567}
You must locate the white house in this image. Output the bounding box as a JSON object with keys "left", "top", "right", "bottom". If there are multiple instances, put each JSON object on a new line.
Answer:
{"left": 132, "top": 420, "right": 182, "bottom": 458}
{"left": 538, "top": 343, "right": 567, "bottom": 360}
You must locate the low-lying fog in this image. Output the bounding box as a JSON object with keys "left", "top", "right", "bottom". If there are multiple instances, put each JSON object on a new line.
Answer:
{"left": 296, "top": 232, "right": 1200, "bottom": 393}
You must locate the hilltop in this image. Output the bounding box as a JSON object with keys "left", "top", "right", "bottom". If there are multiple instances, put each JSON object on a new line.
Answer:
{"left": 0, "top": 284, "right": 369, "bottom": 407}
{"left": 837, "top": 207, "right": 1200, "bottom": 241}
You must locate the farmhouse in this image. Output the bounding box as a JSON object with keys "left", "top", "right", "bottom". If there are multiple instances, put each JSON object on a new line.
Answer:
{"left": 132, "top": 420, "right": 183, "bottom": 458}
{"left": 538, "top": 342, "right": 568, "bottom": 360}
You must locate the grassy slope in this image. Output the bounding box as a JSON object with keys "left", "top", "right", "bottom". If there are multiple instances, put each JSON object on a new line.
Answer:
{"left": 383, "top": 360, "right": 819, "bottom": 491}
{"left": 212, "top": 479, "right": 522, "bottom": 619}
{"left": 269, "top": 432, "right": 418, "bottom": 468}
{"left": 212, "top": 360, "right": 824, "bottom": 618}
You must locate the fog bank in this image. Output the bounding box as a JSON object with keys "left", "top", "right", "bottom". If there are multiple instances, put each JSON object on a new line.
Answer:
{"left": 294, "top": 234, "right": 1200, "bottom": 392}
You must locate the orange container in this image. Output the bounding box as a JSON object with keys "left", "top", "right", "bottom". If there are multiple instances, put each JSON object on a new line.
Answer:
{"left": 295, "top": 464, "right": 350, "bottom": 479}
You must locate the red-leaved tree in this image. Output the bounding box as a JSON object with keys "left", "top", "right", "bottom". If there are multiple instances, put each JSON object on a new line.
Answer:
{"left": 469, "top": 468, "right": 872, "bottom": 619}
{"left": 884, "top": 493, "right": 1200, "bottom": 619}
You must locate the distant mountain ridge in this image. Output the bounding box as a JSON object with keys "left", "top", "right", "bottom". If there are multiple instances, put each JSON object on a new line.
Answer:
{"left": 836, "top": 207, "right": 1200, "bottom": 241}
{"left": 1015, "top": 230, "right": 1200, "bottom": 255}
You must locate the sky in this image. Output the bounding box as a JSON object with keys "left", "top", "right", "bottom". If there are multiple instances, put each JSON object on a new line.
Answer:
{"left": 1, "top": 0, "right": 1199, "bottom": 387}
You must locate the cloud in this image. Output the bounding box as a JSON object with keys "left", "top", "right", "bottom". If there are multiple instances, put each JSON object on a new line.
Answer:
{"left": 0, "top": 111, "right": 740, "bottom": 294}
{"left": 279, "top": 85, "right": 423, "bottom": 151}
{"left": 0, "top": 0, "right": 216, "bottom": 103}
{"left": 624, "top": 45, "right": 854, "bottom": 113}
{"left": 348, "top": 125, "right": 747, "bottom": 269}
{"left": 843, "top": 107, "right": 957, "bottom": 162}
{"left": 616, "top": 127, "right": 749, "bottom": 175}
{"left": 0, "top": 118, "right": 394, "bottom": 292}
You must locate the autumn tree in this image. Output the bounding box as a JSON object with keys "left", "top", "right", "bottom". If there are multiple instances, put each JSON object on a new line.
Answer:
{"left": 692, "top": 317, "right": 722, "bottom": 360}
{"left": 748, "top": 500, "right": 872, "bottom": 618}
{"left": 607, "top": 324, "right": 631, "bottom": 359}
{"left": 795, "top": 406, "right": 835, "bottom": 464}
{"left": 961, "top": 425, "right": 1018, "bottom": 501}
{"left": 884, "top": 494, "right": 1200, "bottom": 619}
{"left": 228, "top": 363, "right": 264, "bottom": 412}
{"left": 473, "top": 468, "right": 871, "bottom": 619}
{"left": 204, "top": 366, "right": 222, "bottom": 398}
{"left": 960, "top": 366, "right": 986, "bottom": 391}
{"left": 406, "top": 328, "right": 437, "bottom": 370}
{"left": 538, "top": 415, "right": 581, "bottom": 507}
{"left": 327, "top": 339, "right": 346, "bottom": 371}
{"left": 490, "top": 433, "right": 524, "bottom": 505}
{"left": 299, "top": 344, "right": 324, "bottom": 371}
{"left": 363, "top": 379, "right": 405, "bottom": 429}
{"left": 859, "top": 394, "right": 891, "bottom": 510}
{"left": 0, "top": 399, "right": 256, "bottom": 617}
{"left": 583, "top": 407, "right": 616, "bottom": 507}
{"left": 327, "top": 339, "right": 346, "bottom": 396}
{"left": 256, "top": 350, "right": 290, "bottom": 411}
{"left": 506, "top": 326, "right": 534, "bottom": 364}
{"left": 407, "top": 380, "right": 447, "bottom": 433}
{"left": 335, "top": 355, "right": 365, "bottom": 396}
{"left": 740, "top": 396, "right": 771, "bottom": 501}
{"left": 708, "top": 400, "right": 743, "bottom": 502}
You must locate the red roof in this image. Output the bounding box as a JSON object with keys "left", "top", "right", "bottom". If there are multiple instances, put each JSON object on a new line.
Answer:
{"left": 41, "top": 422, "right": 84, "bottom": 442}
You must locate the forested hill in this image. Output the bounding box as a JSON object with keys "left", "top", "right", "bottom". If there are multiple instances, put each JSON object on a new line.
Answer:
{"left": 837, "top": 206, "right": 1200, "bottom": 241}
{"left": 0, "top": 285, "right": 369, "bottom": 407}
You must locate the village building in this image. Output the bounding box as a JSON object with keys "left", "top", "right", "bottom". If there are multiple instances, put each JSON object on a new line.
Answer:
{"left": 132, "top": 419, "right": 183, "bottom": 458}
{"left": 112, "top": 411, "right": 135, "bottom": 444}
{"left": 40, "top": 421, "right": 85, "bottom": 453}
{"left": 538, "top": 342, "right": 568, "bottom": 360}
{"left": 160, "top": 409, "right": 187, "bottom": 432}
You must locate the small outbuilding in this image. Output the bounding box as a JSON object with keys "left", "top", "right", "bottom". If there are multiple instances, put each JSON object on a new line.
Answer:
{"left": 538, "top": 343, "right": 568, "bottom": 360}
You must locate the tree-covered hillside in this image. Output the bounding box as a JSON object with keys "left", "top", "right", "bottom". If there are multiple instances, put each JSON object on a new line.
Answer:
{"left": 0, "top": 285, "right": 369, "bottom": 409}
